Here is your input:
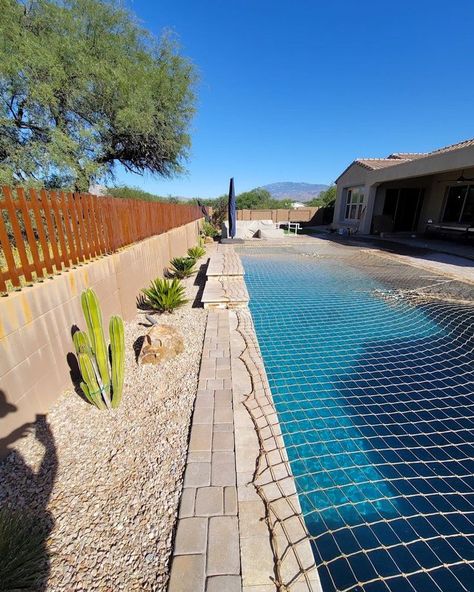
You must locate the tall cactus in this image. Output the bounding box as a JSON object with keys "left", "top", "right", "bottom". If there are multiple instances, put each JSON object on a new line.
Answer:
{"left": 109, "top": 315, "right": 125, "bottom": 408}
{"left": 81, "top": 289, "right": 110, "bottom": 403}
{"left": 73, "top": 289, "right": 125, "bottom": 410}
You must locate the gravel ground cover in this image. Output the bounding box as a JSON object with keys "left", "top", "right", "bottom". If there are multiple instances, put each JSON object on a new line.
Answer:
{"left": 0, "top": 273, "right": 207, "bottom": 591}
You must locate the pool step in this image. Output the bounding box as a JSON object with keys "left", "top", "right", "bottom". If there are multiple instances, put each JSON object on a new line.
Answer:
{"left": 206, "top": 249, "right": 244, "bottom": 277}
{"left": 202, "top": 277, "right": 249, "bottom": 309}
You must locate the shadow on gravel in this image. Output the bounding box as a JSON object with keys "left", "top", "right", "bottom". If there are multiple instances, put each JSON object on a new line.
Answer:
{"left": 0, "top": 410, "right": 57, "bottom": 591}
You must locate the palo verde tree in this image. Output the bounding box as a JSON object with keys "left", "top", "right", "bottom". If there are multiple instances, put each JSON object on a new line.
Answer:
{"left": 0, "top": 0, "right": 196, "bottom": 190}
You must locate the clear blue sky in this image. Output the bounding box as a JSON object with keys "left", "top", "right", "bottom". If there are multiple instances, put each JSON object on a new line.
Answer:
{"left": 116, "top": 0, "right": 474, "bottom": 198}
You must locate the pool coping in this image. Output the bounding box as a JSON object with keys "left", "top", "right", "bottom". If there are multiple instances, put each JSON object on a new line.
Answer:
{"left": 168, "top": 245, "right": 321, "bottom": 592}
{"left": 231, "top": 307, "right": 322, "bottom": 591}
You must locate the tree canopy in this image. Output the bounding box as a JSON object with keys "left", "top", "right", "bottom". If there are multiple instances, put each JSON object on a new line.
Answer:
{"left": 107, "top": 185, "right": 167, "bottom": 202}
{"left": 0, "top": 0, "right": 196, "bottom": 190}
{"left": 307, "top": 185, "right": 336, "bottom": 207}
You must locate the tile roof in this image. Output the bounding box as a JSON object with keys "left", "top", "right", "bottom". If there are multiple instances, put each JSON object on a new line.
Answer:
{"left": 387, "top": 152, "right": 427, "bottom": 160}
{"left": 429, "top": 138, "right": 474, "bottom": 155}
{"left": 355, "top": 158, "right": 412, "bottom": 171}
{"left": 353, "top": 138, "right": 474, "bottom": 172}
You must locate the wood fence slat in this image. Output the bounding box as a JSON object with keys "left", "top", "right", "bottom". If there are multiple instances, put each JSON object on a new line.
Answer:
{"left": 40, "top": 189, "right": 62, "bottom": 271}
{"left": 104, "top": 197, "right": 116, "bottom": 252}
{"left": 58, "top": 191, "right": 77, "bottom": 265}
{"left": 16, "top": 188, "right": 43, "bottom": 279}
{"left": 92, "top": 196, "right": 106, "bottom": 255}
{"left": 71, "top": 193, "right": 87, "bottom": 261}
{"left": 66, "top": 192, "right": 82, "bottom": 263}
{"left": 87, "top": 194, "right": 102, "bottom": 257}
{"left": 0, "top": 194, "right": 20, "bottom": 287}
{"left": 0, "top": 265, "right": 7, "bottom": 292}
{"left": 50, "top": 190, "right": 69, "bottom": 268}
{"left": 85, "top": 194, "right": 99, "bottom": 257}
{"left": 76, "top": 193, "right": 92, "bottom": 259}
{"left": 82, "top": 194, "right": 94, "bottom": 256}
{"left": 29, "top": 188, "right": 54, "bottom": 275}
{"left": 3, "top": 186, "right": 33, "bottom": 282}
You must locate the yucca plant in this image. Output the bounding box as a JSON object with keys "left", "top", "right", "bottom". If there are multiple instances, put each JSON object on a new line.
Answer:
{"left": 169, "top": 256, "right": 197, "bottom": 279}
{"left": 188, "top": 245, "right": 206, "bottom": 259}
{"left": 0, "top": 508, "right": 47, "bottom": 591}
{"left": 72, "top": 288, "right": 125, "bottom": 410}
{"left": 141, "top": 278, "right": 188, "bottom": 313}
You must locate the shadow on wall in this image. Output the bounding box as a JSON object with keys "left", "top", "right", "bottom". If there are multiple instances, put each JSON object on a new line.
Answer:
{"left": 0, "top": 394, "right": 57, "bottom": 591}
{"left": 305, "top": 206, "right": 334, "bottom": 226}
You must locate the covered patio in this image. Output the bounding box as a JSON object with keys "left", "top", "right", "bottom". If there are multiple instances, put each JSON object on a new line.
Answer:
{"left": 333, "top": 138, "right": 474, "bottom": 240}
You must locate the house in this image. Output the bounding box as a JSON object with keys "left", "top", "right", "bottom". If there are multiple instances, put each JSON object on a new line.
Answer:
{"left": 291, "top": 201, "right": 307, "bottom": 209}
{"left": 332, "top": 138, "right": 474, "bottom": 237}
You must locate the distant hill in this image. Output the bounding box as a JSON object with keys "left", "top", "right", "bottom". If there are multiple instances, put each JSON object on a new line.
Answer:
{"left": 261, "top": 182, "right": 329, "bottom": 202}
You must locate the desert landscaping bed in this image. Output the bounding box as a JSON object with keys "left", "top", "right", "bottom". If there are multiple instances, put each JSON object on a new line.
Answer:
{"left": 0, "top": 277, "right": 207, "bottom": 591}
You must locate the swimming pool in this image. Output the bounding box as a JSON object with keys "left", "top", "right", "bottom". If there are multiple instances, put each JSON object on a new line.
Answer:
{"left": 239, "top": 243, "right": 474, "bottom": 592}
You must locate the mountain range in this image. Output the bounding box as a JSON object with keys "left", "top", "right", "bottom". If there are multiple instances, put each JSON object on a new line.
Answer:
{"left": 261, "top": 182, "right": 329, "bottom": 202}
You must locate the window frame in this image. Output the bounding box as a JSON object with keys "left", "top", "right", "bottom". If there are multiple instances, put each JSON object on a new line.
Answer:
{"left": 442, "top": 184, "right": 474, "bottom": 224}
{"left": 344, "top": 187, "right": 365, "bottom": 221}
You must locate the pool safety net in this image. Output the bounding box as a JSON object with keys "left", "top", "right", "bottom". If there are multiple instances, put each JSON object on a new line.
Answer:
{"left": 238, "top": 242, "right": 474, "bottom": 592}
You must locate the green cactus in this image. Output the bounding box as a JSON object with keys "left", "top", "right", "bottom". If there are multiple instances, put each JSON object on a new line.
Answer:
{"left": 109, "top": 315, "right": 125, "bottom": 408}
{"left": 77, "top": 352, "right": 105, "bottom": 409}
{"left": 73, "top": 289, "right": 126, "bottom": 410}
{"left": 81, "top": 289, "right": 110, "bottom": 402}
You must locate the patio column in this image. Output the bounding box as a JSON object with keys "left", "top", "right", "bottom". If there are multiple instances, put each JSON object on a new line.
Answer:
{"left": 359, "top": 184, "right": 378, "bottom": 234}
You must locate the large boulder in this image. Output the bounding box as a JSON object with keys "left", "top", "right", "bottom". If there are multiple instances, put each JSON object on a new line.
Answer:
{"left": 139, "top": 324, "right": 184, "bottom": 365}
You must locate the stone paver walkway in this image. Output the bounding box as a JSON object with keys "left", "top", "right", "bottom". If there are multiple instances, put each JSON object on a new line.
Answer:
{"left": 202, "top": 277, "right": 249, "bottom": 309}
{"left": 168, "top": 311, "right": 240, "bottom": 592}
{"left": 206, "top": 246, "right": 245, "bottom": 277}
{"left": 202, "top": 246, "right": 249, "bottom": 309}
{"left": 169, "top": 245, "right": 321, "bottom": 592}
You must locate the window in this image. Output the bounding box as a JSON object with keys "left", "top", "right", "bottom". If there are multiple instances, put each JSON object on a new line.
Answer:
{"left": 345, "top": 188, "right": 364, "bottom": 220}
{"left": 443, "top": 185, "right": 474, "bottom": 224}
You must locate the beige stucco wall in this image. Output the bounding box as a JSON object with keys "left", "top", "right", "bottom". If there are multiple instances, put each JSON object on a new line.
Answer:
{"left": 333, "top": 164, "right": 371, "bottom": 229}
{"left": 0, "top": 219, "right": 201, "bottom": 454}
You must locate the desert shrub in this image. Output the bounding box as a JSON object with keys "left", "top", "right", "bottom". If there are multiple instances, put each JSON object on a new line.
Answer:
{"left": 202, "top": 221, "right": 219, "bottom": 238}
{"left": 0, "top": 508, "right": 47, "bottom": 591}
{"left": 141, "top": 278, "right": 188, "bottom": 313}
{"left": 188, "top": 246, "right": 205, "bottom": 259}
{"left": 169, "top": 256, "right": 197, "bottom": 278}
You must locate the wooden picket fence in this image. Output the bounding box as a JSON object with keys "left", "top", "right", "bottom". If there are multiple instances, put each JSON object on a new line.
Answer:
{"left": 0, "top": 186, "right": 202, "bottom": 292}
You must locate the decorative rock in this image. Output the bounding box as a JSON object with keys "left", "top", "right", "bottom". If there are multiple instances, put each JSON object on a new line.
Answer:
{"left": 139, "top": 324, "right": 184, "bottom": 365}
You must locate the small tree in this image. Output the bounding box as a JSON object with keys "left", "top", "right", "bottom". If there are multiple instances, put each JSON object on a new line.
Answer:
{"left": 236, "top": 188, "right": 272, "bottom": 210}
{"left": 307, "top": 185, "right": 337, "bottom": 207}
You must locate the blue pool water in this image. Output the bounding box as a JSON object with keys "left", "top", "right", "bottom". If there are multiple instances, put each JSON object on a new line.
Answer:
{"left": 240, "top": 247, "right": 474, "bottom": 592}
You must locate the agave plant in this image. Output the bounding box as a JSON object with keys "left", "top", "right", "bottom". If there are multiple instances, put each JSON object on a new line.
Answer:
{"left": 169, "top": 256, "right": 197, "bottom": 279}
{"left": 141, "top": 278, "right": 188, "bottom": 313}
{"left": 188, "top": 245, "right": 206, "bottom": 259}
{"left": 0, "top": 508, "right": 47, "bottom": 591}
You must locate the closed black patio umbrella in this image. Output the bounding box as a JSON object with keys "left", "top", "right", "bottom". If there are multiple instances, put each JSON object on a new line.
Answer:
{"left": 228, "top": 177, "right": 236, "bottom": 239}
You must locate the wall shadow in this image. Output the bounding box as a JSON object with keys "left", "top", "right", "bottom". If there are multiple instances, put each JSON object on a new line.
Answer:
{"left": 192, "top": 260, "right": 209, "bottom": 308}
{"left": 0, "top": 411, "right": 57, "bottom": 590}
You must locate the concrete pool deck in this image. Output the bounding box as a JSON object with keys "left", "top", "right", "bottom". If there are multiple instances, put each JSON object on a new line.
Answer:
{"left": 169, "top": 236, "right": 473, "bottom": 592}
